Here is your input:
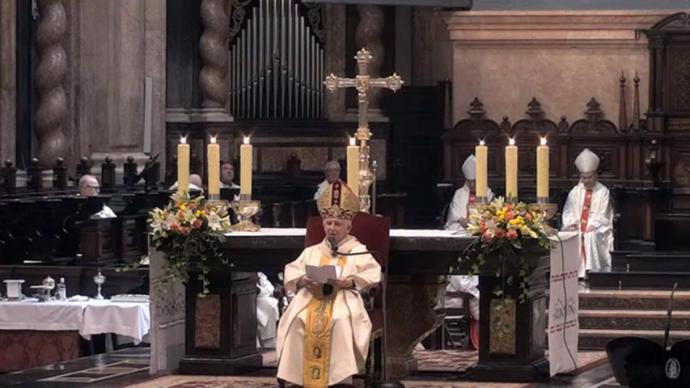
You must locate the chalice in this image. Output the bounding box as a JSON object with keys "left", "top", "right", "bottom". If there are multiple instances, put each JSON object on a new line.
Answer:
{"left": 93, "top": 269, "right": 106, "bottom": 300}
{"left": 528, "top": 198, "right": 559, "bottom": 235}
{"left": 230, "top": 199, "right": 261, "bottom": 232}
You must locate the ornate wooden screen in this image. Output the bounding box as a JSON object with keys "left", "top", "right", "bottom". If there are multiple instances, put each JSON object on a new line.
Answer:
{"left": 228, "top": 0, "right": 325, "bottom": 120}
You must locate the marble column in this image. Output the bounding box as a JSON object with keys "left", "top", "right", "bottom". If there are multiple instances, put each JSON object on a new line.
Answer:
{"left": 36, "top": 0, "right": 68, "bottom": 168}
{"left": 197, "top": 0, "right": 233, "bottom": 122}
{"left": 0, "top": 0, "right": 16, "bottom": 163}
{"left": 355, "top": 5, "right": 384, "bottom": 114}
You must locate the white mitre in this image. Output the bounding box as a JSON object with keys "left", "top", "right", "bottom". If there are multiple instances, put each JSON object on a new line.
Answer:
{"left": 462, "top": 155, "right": 476, "bottom": 180}
{"left": 574, "top": 148, "right": 600, "bottom": 173}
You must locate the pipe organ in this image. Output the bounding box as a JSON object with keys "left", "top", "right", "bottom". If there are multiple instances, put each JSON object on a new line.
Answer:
{"left": 229, "top": 0, "right": 325, "bottom": 120}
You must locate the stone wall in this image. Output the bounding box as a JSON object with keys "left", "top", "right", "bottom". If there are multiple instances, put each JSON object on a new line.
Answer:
{"left": 444, "top": 10, "right": 676, "bottom": 126}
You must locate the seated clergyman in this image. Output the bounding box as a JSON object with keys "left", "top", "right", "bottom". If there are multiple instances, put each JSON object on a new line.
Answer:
{"left": 276, "top": 180, "right": 381, "bottom": 387}
{"left": 78, "top": 174, "right": 116, "bottom": 219}
{"left": 445, "top": 155, "right": 494, "bottom": 231}
{"left": 561, "top": 148, "right": 614, "bottom": 279}
{"left": 313, "top": 160, "right": 341, "bottom": 200}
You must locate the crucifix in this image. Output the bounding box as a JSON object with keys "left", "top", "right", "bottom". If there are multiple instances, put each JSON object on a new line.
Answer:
{"left": 324, "top": 48, "right": 404, "bottom": 213}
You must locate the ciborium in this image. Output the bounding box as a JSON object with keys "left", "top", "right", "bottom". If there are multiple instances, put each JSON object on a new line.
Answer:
{"left": 528, "top": 198, "right": 559, "bottom": 235}
{"left": 230, "top": 199, "right": 261, "bottom": 232}
{"left": 93, "top": 269, "right": 106, "bottom": 300}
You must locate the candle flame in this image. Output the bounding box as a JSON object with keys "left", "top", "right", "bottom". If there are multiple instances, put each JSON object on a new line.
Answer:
{"left": 180, "top": 135, "right": 187, "bottom": 144}
{"left": 243, "top": 136, "right": 250, "bottom": 145}
{"left": 540, "top": 136, "right": 547, "bottom": 146}
{"left": 509, "top": 137, "right": 516, "bottom": 146}
{"left": 349, "top": 137, "right": 356, "bottom": 146}
{"left": 479, "top": 139, "right": 485, "bottom": 146}
{"left": 210, "top": 135, "right": 217, "bottom": 144}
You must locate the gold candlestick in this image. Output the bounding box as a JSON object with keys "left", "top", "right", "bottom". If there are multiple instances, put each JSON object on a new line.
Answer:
{"left": 230, "top": 197, "right": 261, "bottom": 232}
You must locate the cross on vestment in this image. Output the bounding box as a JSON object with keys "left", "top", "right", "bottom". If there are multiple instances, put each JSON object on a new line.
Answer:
{"left": 323, "top": 48, "right": 404, "bottom": 212}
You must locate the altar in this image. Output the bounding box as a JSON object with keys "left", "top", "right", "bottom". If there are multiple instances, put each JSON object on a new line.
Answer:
{"left": 150, "top": 227, "right": 549, "bottom": 381}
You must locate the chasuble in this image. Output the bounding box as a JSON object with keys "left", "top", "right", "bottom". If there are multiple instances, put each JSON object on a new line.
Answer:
{"left": 276, "top": 236, "right": 381, "bottom": 387}
{"left": 561, "top": 181, "right": 614, "bottom": 277}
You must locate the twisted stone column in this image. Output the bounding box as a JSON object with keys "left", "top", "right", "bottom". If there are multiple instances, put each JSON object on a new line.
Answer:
{"left": 199, "top": 0, "right": 229, "bottom": 109}
{"left": 355, "top": 5, "right": 384, "bottom": 110}
{"left": 35, "top": 0, "right": 67, "bottom": 166}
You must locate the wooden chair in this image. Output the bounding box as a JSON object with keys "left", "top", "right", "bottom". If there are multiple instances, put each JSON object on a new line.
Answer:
{"left": 304, "top": 213, "right": 391, "bottom": 383}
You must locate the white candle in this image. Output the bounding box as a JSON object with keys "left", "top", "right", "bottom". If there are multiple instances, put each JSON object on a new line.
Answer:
{"left": 207, "top": 135, "right": 220, "bottom": 196}
{"left": 177, "top": 136, "right": 190, "bottom": 195}
{"left": 240, "top": 136, "right": 252, "bottom": 196}
{"left": 537, "top": 137, "right": 549, "bottom": 199}
{"left": 475, "top": 140, "right": 488, "bottom": 198}
{"left": 505, "top": 137, "right": 518, "bottom": 200}
{"left": 346, "top": 137, "right": 359, "bottom": 195}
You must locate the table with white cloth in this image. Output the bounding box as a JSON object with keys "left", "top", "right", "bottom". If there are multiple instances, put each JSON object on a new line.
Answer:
{"left": 0, "top": 298, "right": 150, "bottom": 372}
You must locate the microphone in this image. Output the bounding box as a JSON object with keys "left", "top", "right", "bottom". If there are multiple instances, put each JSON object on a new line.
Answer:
{"left": 328, "top": 237, "right": 338, "bottom": 256}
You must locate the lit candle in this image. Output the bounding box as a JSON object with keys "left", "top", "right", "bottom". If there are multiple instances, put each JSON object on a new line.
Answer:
{"left": 505, "top": 137, "right": 518, "bottom": 200}
{"left": 207, "top": 135, "right": 220, "bottom": 197}
{"left": 537, "top": 136, "right": 549, "bottom": 199}
{"left": 346, "top": 137, "right": 359, "bottom": 195}
{"left": 475, "top": 140, "right": 488, "bottom": 198}
{"left": 177, "top": 136, "right": 190, "bottom": 195}
{"left": 240, "top": 136, "right": 252, "bottom": 197}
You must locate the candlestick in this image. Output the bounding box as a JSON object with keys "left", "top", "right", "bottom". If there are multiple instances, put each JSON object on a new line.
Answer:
{"left": 177, "top": 136, "right": 190, "bottom": 195}
{"left": 207, "top": 135, "right": 220, "bottom": 198}
{"left": 537, "top": 137, "right": 549, "bottom": 199}
{"left": 346, "top": 137, "right": 359, "bottom": 195}
{"left": 505, "top": 137, "right": 518, "bottom": 200}
{"left": 240, "top": 136, "right": 252, "bottom": 197}
{"left": 475, "top": 140, "right": 488, "bottom": 200}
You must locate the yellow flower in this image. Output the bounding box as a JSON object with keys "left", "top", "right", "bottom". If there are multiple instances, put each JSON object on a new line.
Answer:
{"left": 195, "top": 210, "right": 204, "bottom": 218}
{"left": 509, "top": 216, "right": 525, "bottom": 226}
{"left": 179, "top": 204, "right": 187, "bottom": 211}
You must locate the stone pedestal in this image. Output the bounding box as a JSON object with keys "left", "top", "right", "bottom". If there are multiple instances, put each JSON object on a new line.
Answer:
{"left": 178, "top": 271, "right": 262, "bottom": 375}
{"left": 469, "top": 256, "right": 550, "bottom": 382}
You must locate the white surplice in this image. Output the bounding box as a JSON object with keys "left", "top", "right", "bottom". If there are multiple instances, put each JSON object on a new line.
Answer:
{"left": 313, "top": 180, "right": 329, "bottom": 200}
{"left": 276, "top": 236, "right": 381, "bottom": 386}
{"left": 444, "top": 184, "right": 494, "bottom": 231}
{"left": 256, "top": 272, "right": 279, "bottom": 348}
{"left": 561, "top": 181, "right": 614, "bottom": 277}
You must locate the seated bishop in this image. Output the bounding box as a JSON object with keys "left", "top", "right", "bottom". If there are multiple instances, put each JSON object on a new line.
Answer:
{"left": 443, "top": 155, "right": 491, "bottom": 349}
{"left": 276, "top": 180, "right": 381, "bottom": 387}
{"left": 561, "top": 149, "right": 614, "bottom": 278}
{"left": 445, "top": 155, "right": 494, "bottom": 231}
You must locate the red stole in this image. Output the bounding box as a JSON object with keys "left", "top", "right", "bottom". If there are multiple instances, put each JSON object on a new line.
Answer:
{"left": 579, "top": 189, "right": 593, "bottom": 264}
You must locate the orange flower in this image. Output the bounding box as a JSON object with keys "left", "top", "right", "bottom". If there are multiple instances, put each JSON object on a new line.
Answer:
{"left": 506, "top": 229, "right": 518, "bottom": 240}
{"left": 505, "top": 211, "right": 515, "bottom": 221}
{"left": 525, "top": 212, "right": 533, "bottom": 221}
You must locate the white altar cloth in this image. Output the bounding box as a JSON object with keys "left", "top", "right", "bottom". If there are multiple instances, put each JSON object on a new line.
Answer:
{"left": 0, "top": 299, "right": 150, "bottom": 343}
{"left": 80, "top": 300, "right": 151, "bottom": 344}
{"left": 227, "top": 228, "right": 467, "bottom": 238}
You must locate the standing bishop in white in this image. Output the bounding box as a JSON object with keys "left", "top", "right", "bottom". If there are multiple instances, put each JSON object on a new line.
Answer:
{"left": 277, "top": 180, "right": 381, "bottom": 387}
{"left": 561, "top": 149, "right": 614, "bottom": 278}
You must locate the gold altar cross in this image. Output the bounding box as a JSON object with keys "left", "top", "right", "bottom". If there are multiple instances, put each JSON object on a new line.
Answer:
{"left": 323, "top": 48, "right": 403, "bottom": 212}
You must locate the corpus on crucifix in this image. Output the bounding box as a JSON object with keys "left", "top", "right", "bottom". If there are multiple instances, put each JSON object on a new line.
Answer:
{"left": 324, "top": 48, "right": 404, "bottom": 213}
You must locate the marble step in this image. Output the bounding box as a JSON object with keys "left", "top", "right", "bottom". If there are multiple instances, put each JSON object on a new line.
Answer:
{"left": 588, "top": 270, "right": 690, "bottom": 290}
{"left": 579, "top": 309, "right": 690, "bottom": 331}
{"left": 578, "top": 328, "right": 690, "bottom": 350}
{"left": 579, "top": 289, "right": 690, "bottom": 310}
{"left": 612, "top": 252, "right": 690, "bottom": 272}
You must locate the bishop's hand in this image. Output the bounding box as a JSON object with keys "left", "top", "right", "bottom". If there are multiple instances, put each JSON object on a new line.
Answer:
{"left": 297, "top": 276, "right": 319, "bottom": 292}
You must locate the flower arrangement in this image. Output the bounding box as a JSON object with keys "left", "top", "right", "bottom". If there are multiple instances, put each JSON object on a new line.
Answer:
{"left": 459, "top": 197, "right": 550, "bottom": 302}
{"left": 149, "top": 192, "right": 232, "bottom": 295}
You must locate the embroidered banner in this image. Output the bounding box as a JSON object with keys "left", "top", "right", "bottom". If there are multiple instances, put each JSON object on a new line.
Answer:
{"left": 548, "top": 231, "right": 580, "bottom": 376}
